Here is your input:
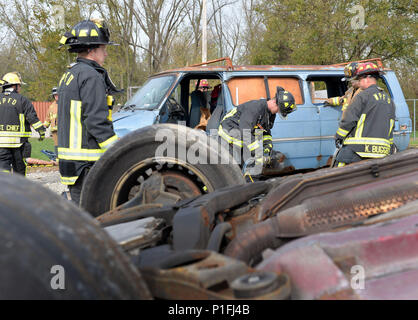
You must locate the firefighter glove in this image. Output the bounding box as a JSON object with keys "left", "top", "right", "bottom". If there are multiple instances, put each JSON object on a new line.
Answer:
{"left": 37, "top": 127, "right": 46, "bottom": 141}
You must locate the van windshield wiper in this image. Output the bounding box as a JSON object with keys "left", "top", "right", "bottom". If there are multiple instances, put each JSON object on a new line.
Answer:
{"left": 120, "top": 104, "right": 157, "bottom": 111}
{"left": 120, "top": 104, "right": 136, "bottom": 111}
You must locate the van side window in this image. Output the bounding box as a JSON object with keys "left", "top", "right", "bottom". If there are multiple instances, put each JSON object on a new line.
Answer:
{"left": 227, "top": 77, "right": 303, "bottom": 106}
{"left": 307, "top": 76, "right": 347, "bottom": 104}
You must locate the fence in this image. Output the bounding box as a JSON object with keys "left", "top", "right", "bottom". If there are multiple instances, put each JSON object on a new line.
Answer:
{"left": 406, "top": 99, "right": 417, "bottom": 140}
{"left": 33, "top": 101, "right": 51, "bottom": 123}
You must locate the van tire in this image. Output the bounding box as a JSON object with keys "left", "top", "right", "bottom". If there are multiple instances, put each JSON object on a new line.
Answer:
{"left": 80, "top": 124, "right": 245, "bottom": 217}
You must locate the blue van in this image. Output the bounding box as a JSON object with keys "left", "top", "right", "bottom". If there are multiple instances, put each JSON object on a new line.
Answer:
{"left": 113, "top": 58, "right": 412, "bottom": 173}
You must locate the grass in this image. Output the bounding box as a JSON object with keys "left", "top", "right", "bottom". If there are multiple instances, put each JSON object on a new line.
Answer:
{"left": 28, "top": 137, "right": 55, "bottom": 161}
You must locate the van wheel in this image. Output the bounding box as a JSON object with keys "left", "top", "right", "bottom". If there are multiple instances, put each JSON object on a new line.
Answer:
{"left": 80, "top": 124, "right": 245, "bottom": 217}
{"left": 0, "top": 173, "right": 151, "bottom": 299}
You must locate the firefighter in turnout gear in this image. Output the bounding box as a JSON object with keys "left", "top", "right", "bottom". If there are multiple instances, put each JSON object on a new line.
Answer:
{"left": 324, "top": 62, "right": 362, "bottom": 116}
{"left": 44, "top": 87, "right": 59, "bottom": 153}
{"left": 218, "top": 86, "right": 296, "bottom": 177}
{"left": 58, "top": 19, "right": 120, "bottom": 204}
{"left": 335, "top": 62, "right": 395, "bottom": 167}
{"left": 0, "top": 72, "right": 46, "bottom": 175}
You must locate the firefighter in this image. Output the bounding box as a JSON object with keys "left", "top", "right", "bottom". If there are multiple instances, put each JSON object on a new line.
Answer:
{"left": 197, "top": 79, "right": 211, "bottom": 92}
{"left": 334, "top": 62, "right": 395, "bottom": 167}
{"left": 324, "top": 62, "right": 362, "bottom": 116}
{"left": 58, "top": 19, "right": 120, "bottom": 205}
{"left": 0, "top": 72, "right": 46, "bottom": 175}
{"left": 218, "top": 86, "right": 296, "bottom": 172}
{"left": 44, "top": 87, "right": 59, "bottom": 154}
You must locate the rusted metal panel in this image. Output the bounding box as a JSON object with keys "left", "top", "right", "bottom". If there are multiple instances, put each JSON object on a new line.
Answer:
{"left": 257, "top": 149, "right": 418, "bottom": 220}
{"left": 33, "top": 101, "right": 50, "bottom": 123}
{"left": 223, "top": 150, "right": 418, "bottom": 263}
{"left": 154, "top": 60, "right": 392, "bottom": 77}
{"left": 257, "top": 213, "right": 418, "bottom": 300}
{"left": 139, "top": 250, "right": 291, "bottom": 300}
{"left": 227, "top": 77, "right": 303, "bottom": 105}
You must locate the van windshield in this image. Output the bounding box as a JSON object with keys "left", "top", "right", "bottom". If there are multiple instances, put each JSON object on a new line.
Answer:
{"left": 123, "top": 75, "right": 176, "bottom": 110}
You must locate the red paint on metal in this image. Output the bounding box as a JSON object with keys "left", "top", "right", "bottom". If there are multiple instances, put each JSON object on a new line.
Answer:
{"left": 33, "top": 101, "right": 51, "bottom": 123}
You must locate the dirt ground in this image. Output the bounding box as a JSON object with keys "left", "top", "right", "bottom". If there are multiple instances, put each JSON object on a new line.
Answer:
{"left": 26, "top": 165, "right": 67, "bottom": 195}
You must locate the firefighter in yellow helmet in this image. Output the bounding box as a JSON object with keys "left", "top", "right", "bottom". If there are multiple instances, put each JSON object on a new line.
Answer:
{"left": 334, "top": 62, "right": 395, "bottom": 166}
{"left": 0, "top": 72, "right": 46, "bottom": 175}
{"left": 57, "top": 19, "right": 121, "bottom": 205}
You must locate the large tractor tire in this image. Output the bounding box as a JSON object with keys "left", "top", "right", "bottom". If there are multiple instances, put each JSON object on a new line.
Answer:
{"left": 81, "top": 124, "right": 245, "bottom": 217}
{"left": 0, "top": 173, "right": 151, "bottom": 299}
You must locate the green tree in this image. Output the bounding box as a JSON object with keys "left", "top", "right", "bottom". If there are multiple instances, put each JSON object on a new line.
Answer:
{"left": 250, "top": 0, "right": 417, "bottom": 66}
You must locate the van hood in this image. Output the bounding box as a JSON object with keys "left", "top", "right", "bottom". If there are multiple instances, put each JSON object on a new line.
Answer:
{"left": 113, "top": 109, "right": 158, "bottom": 137}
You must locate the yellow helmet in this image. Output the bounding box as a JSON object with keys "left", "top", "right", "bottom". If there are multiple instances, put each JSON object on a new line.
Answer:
{"left": 2, "top": 72, "right": 26, "bottom": 86}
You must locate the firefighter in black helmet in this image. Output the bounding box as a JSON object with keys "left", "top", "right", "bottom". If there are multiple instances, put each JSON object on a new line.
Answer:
{"left": 218, "top": 86, "right": 296, "bottom": 177}
{"left": 58, "top": 19, "right": 120, "bottom": 205}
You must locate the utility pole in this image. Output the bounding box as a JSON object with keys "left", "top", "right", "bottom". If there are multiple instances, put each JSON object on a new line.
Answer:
{"left": 202, "top": 0, "right": 207, "bottom": 63}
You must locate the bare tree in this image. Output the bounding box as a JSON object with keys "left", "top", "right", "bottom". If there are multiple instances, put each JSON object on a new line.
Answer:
{"left": 127, "top": 0, "right": 189, "bottom": 73}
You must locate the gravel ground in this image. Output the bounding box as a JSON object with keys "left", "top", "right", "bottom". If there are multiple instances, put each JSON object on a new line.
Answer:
{"left": 26, "top": 167, "right": 67, "bottom": 195}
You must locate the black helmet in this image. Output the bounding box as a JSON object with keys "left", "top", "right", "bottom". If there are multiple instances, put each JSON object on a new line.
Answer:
{"left": 51, "top": 87, "right": 58, "bottom": 96}
{"left": 59, "top": 19, "right": 118, "bottom": 52}
{"left": 341, "top": 62, "right": 359, "bottom": 81}
{"left": 275, "top": 87, "right": 296, "bottom": 119}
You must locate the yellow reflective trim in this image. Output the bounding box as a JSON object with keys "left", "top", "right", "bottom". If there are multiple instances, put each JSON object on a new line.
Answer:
{"left": 357, "top": 152, "right": 387, "bottom": 158}
{"left": 355, "top": 114, "right": 366, "bottom": 138}
{"left": 337, "top": 162, "right": 346, "bottom": 167}
{"left": 0, "top": 131, "right": 30, "bottom": 137}
{"left": 91, "top": 29, "right": 99, "bottom": 37}
{"left": 78, "top": 29, "right": 88, "bottom": 37}
{"left": 69, "top": 100, "right": 82, "bottom": 150}
{"left": 58, "top": 147, "right": 105, "bottom": 161}
{"left": 218, "top": 125, "right": 243, "bottom": 147}
{"left": 71, "top": 29, "right": 76, "bottom": 36}
{"left": 388, "top": 119, "right": 394, "bottom": 137}
{"left": 344, "top": 137, "right": 390, "bottom": 146}
{"left": 336, "top": 127, "right": 349, "bottom": 137}
{"left": 222, "top": 108, "right": 237, "bottom": 121}
{"left": 107, "top": 95, "right": 114, "bottom": 106}
{"left": 19, "top": 114, "right": 25, "bottom": 134}
{"left": 263, "top": 135, "right": 272, "bottom": 141}
{"left": 98, "top": 135, "right": 118, "bottom": 150}
{"left": 59, "top": 36, "right": 67, "bottom": 44}
{"left": 61, "top": 176, "right": 79, "bottom": 185}
{"left": 247, "top": 140, "right": 260, "bottom": 151}
{"left": 32, "top": 121, "right": 43, "bottom": 130}
{"left": 107, "top": 109, "right": 112, "bottom": 122}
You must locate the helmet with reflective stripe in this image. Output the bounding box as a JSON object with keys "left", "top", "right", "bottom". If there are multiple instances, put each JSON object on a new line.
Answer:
{"left": 59, "top": 19, "right": 118, "bottom": 52}
{"left": 353, "top": 62, "right": 384, "bottom": 80}
{"left": 341, "top": 62, "right": 359, "bottom": 81}
{"left": 199, "top": 79, "right": 210, "bottom": 88}
{"left": 275, "top": 86, "right": 296, "bottom": 119}
{"left": 1, "top": 72, "right": 26, "bottom": 87}
{"left": 51, "top": 87, "right": 58, "bottom": 96}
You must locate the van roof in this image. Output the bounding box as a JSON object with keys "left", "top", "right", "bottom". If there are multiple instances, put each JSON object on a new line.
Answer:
{"left": 153, "top": 57, "right": 391, "bottom": 76}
